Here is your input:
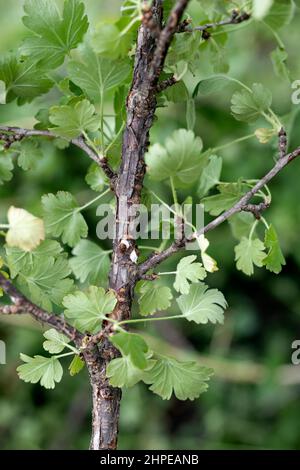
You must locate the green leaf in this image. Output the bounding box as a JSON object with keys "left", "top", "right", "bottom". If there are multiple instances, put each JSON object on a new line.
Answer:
{"left": 68, "top": 47, "right": 130, "bottom": 103}
{"left": 43, "top": 329, "right": 70, "bottom": 354}
{"left": 145, "top": 129, "right": 206, "bottom": 187}
{"left": 177, "top": 283, "right": 227, "bottom": 324}
{"left": 264, "top": 0, "right": 295, "bottom": 29}
{"left": 0, "top": 154, "right": 14, "bottom": 185}
{"left": 231, "top": 83, "right": 272, "bottom": 122}
{"left": 17, "top": 353, "right": 63, "bottom": 389}
{"left": 49, "top": 100, "right": 99, "bottom": 139}
{"left": 271, "top": 47, "right": 290, "bottom": 81}
{"left": 85, "top": 163, "right": 107, "bottom": 192}
{"left": 5, "top": 240, "right": 63, "bottom": 279}
{"left": 263, "top": 225, "right": 286, "bottom": 274}
{"left": 110, "top": 332, "right": 149, "bottom": 369}
{"left": 235, "top": 237, "right": 266, "bottom": 275}
{"left": 164, "top": 80, "right": 188, "bottom": 103}
{"left": 106, "top": 357, "right": 146, "bottom": 388}
{"left": 174, "top": 255, "right": 207, "bottom": 295}
{"left": 203, "top": 182, "right": 247, "bottom": 216}
{"left": 0, "top": 54, "right": 52, "bottom": 103}
{"left": 15, "top": 255, "right": 74, "bottom": 311}
{"left": 198, "top": 155, "right": 222, "bottom": 197}
{"left": 22, "top": 0, "right": 88, "bottom": 69}
{"left": 16, "top": 140, "right": 42, "bottom": 171}
{"left": 68, "top": 355, "right": 85, "bottom": 376}
{"left": 63, "top": 286, "right": 117, "bottom": 333}
{"left": 42, "top": 191, "right": 88, "bottom": 247}
{"left": 143, "top": 356, "right": 213, "bottom": 400}
{"left": 69, "top": 239, "right": 110, "bottom": 286}
{"left": 193, "top": 75, "right": 231, "bottom": 97}
{"left": 138, "top": 282, "right": 173, "bottom": 316}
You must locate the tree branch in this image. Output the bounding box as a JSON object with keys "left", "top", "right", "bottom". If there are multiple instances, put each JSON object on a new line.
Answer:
{"left": 0, "top": 272, "right": 82, "bottom": 341}
{"left": 179, "top": 9, "right": 251, "bottom": 34}
{"left": 0, "top": 126, "right": 116, "bottom": 184}
{"left": 149, "top": 0, "right": 191, "bottom": 84}
{"left": 139, "top": 141, "right": 300, "bottom": 276}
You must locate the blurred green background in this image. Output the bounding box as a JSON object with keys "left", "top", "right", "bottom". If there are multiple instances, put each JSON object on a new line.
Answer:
{"left": 1, "top": 0, "right": 300, "bottom": 450}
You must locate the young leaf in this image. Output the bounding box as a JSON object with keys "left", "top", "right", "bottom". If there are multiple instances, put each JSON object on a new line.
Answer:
{"left": 174, "top": 255, "right": 206, "bottom": 295}
{"left": 6, "top": 206, "right": 45, "bottom": 252}
{"left": 22, "top": 0, "right": 88, "bottom": 69}
{"left": 263, "top": 0, "right": 295, "bottom": 29}
{"left": 231, "top": 83, "right": 272, "bottom": 123}
{"left": 63, "top": 286, "right": 117, "bottom": 333}
{"left": 271, "top": 47, "right": 290, "bottom": 81}
{"left": 69, "top": 240, "right": 110, "bottom": 285}
{"left": 43, "top": 329, "right": 70, "bottom": 354}
{"left": 263, "top": 225, "right": 286, "bottom": 274}
{"left": 15, "top": 256, "right": 74, "bottom": 311}
{"left": 193, "top": 75, "right": 231, "bottom": 97}
{"left": 235, "top": 237, "right": 266, "bottom": 276}
{"left": 228, "top": 213, "right": 255, "bottom": 240}
{"left": 42, "top": 191, "right": 88, "bottom": 247}
{"left": 5, "top": 240, "right": 63, "bottom": 279}
{"left": 198, "top": 155, "right": 222, "bottom": 197}
{"left": 143, "top": 356, "right": 213, "bottom": 401}
{"left": 69, "top": 355, "right": 85, "bottom": 376}
{"left": 68, "top": 47, "right": 130, "bottom": 103}
{"left": 106, "top": 357, "right": 146, "bottom": 388}
{"left": 177, "top": 283, "right": 227, "bottom": 325}
{"left": 145, "top": 129, "right": 206, "bottom": 187}
{"left": 49, "top": 100, "right": 99, "bottom": 139}
{"left": 110, "top": 332, "right": 149, "bottom": 370}
{"left": 0, "top": 154, "right": 14, "bottom": 185}
{"left": 138, "top": 282, "right": 173, "bottom": 316}
{"left": 17, "top": 140, "right": 42, "bottom": 171}
{"left": 17, "top": 354, "right": 63, "bottom": 389}
{"left": 203, "top": 182, "right": 247, "bottom": 216}
{"left": 85, "top": 163, "right": 107, "bottom": 192}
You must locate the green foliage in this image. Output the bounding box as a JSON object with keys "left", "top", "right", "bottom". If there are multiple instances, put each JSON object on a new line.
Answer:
{"left": 14, "top": 255, "right": 74, "bottom": 311}
{"left": 63, "top": 286, "right": 117, "bottom": 333}
{"left": 146, "top": 129, "right": 206, "bottom": 187}
{"left": 22, "top": 0, "right": 88, "bottom": 69}
{"left": 17, "top": 354, "right": 63, "bottom": 389}
{"left": 85, "top": 163, "right": 107, "bottom": 192}
{"left": 0, "top": 54, "right": 52, "bottom": 103}
{"left": 177, "top": 283, "right": 227, "bottom": 325}
{"left": 235, "top": 237, "right": 266, "bottom": 276}
{"left": 231, "top": 84, "right": 272, "bottom": 123}
{"left": 174, "top": 255, "right": 206, "bottom": 295}
{"left": 0, "top": 154, "right": 14, "bottom": 184}
{"left": 110, "top": 331, "right": 149, "bottom": 370}
{"left": 203, "top": 182, "right": 248, "bottom": 216}
{"left": 49, "top": 100, "right": 99, "bottom": 139}
{"left": 198, "top": 155, "right": 222, "bottom": 197}
{"left": 42, "top": 191, "right": 88, "bottom": 247}
{"left": 42, "top": 329, "right": 71, "bottom": 354}
{"left": 16, "top": 140, "right": 42, "bottom": 171}
{"left": 68, "top": 47, "right": 130, "bottom": 103}
{"left": 137, "top": 282, "right": 173, "bottom": 316}
{"left": 263, "top": 225, "right": 286, "bottom": 273}
{"left": 69, "top": 240, "right": 110, "bottom": 286}
{"left": 143, "top": 356, "right": 213, "bottom": 401}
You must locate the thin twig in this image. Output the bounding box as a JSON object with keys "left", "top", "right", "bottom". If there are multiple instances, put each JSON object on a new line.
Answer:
{"left": 179, "top": 10, "right": 251, "bottom": 34}
{"left": 0, "top": 126, "right": 116, "bottom": 183}
{"left": 139, "top": 141, "right": 300, "bottom": 275}
{"left": 0, "top": 272, "right": 82, "bottom": 341}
